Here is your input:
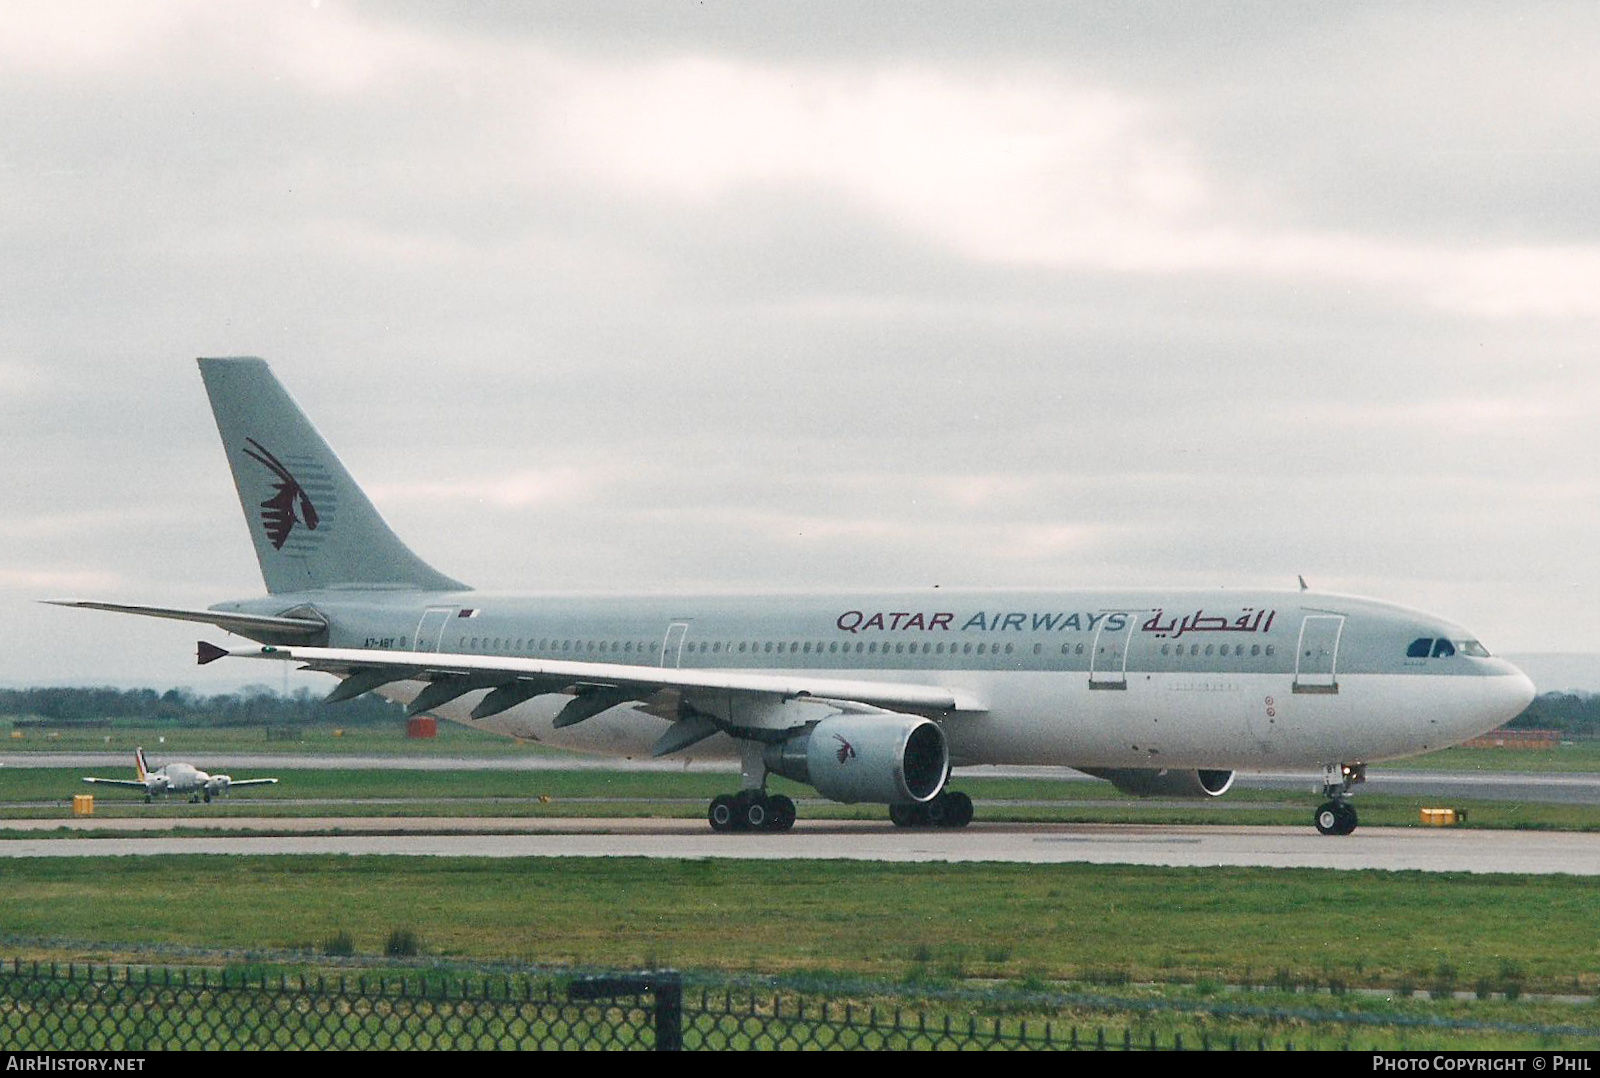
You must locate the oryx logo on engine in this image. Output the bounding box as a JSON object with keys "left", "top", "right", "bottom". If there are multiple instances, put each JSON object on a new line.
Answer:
{"left": 833, "top": 734, "right": 857, "bottom": 765}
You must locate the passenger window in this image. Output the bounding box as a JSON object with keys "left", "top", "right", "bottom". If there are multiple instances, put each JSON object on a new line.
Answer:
{"left": 1432, "top": 639, "right": 1456, "bottom": 658}
{"left": 1407, "top": 638, "right": 1433, "bottom": 659}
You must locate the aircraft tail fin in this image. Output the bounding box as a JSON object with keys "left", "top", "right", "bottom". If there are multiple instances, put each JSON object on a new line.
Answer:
{"left": 135, "top": 747, "right": 148, "bottom": 781}
{"left": 197, "top": 357, "right": 468, "bottom": 595}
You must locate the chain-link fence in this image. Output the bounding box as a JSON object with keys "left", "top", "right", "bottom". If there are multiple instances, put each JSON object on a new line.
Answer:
{"left": 0, "top": 959, "right": 1321, "bottom": 1051}
{"left": 10, "top": 958, "right": 1593, "bottom": 1051}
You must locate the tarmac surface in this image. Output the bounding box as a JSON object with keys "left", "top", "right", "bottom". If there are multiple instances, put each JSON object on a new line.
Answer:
{"left": 4, "top": 816, "right": 1599, "bottom": 874}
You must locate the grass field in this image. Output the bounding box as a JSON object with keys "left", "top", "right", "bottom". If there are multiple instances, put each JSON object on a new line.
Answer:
{"left": 0, "top": 856, "right": 1591, "bottom": 989}
{"left": 2, "top": 856, "right": 1597, "bottom": 1011}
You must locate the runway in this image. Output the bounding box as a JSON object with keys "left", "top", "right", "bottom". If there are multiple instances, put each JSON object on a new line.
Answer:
{"left": 5, "top": 816, "right": 1600, "bottom": 875}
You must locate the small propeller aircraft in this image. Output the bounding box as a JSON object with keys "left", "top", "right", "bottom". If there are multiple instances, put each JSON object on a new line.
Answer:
{"left": 82, "top": 747, "right": 279, "bottom": 803}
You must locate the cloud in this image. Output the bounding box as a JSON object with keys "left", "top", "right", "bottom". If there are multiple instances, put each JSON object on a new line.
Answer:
{"left": 518, "top": 53, "right": 1600, "bottom": 320}
{"left": 0, "top": 567, "right": 122, "bottom": 593}
{"left": 368, "top": 467, "right": 597, "bottom": 509}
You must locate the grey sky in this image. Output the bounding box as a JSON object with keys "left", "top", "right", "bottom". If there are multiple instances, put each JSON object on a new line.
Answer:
{"left": 4, "top": 2, "right": 1599, "bottom": 691}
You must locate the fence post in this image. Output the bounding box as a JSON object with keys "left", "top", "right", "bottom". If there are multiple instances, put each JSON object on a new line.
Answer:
{"left": 567, "top": 971, "right": 683, "bottom": 1052}
{"left": 654, "top": 974, "right": 682, "bottom": 1052}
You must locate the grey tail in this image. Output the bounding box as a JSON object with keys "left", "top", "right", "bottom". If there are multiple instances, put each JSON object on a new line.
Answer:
{"left": 198, "top": 357, "right": 469, "bottom": 595}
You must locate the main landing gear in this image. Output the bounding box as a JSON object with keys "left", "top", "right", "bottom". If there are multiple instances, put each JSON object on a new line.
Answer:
{"left": 708, "top": 790, "right": 797, "bottom": 833}
{"left": 1314, "top": 762, "right": 1366, "bottom": 836}
{"left": 889, "top": 790, "right": 974, "bottom": 829}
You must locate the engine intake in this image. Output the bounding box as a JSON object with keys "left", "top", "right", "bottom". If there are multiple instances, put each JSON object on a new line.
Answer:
{"left": 1081, "top": 767, "right": 1236, "bottom": 799}
{"left": 764, "top": 713, "right": 949, "bottom": 804}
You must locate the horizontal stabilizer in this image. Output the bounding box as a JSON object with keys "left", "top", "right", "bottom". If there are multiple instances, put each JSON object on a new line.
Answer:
{"left": 47, "top": 600, "right": 326, "bottom": 638}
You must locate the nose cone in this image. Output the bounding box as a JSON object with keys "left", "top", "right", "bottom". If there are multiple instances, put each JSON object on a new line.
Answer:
{"left": 1499, "top": 666, "right": 1538, "bottom": 720}
{"left": 1480, "top": 659, "right": 1537, "bottom": 732}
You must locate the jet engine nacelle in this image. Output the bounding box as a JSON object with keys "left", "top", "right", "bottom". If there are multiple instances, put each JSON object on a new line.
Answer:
{"left": 764, "top": 713, "right": 949, "bottom": 804}
{"left": 1081, "top": 767, "right": 1236, "bottom": 799}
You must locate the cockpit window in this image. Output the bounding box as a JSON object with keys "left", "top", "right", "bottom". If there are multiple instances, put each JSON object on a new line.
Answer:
{"left": 1458, "top": 640, "right": 1491, "bottom": 657}
{"left": 1431, "top": 639, "right": 1457, "bottom": 659}
{"left": 1406, "top": 638, "right": 1432, "bottom": 659}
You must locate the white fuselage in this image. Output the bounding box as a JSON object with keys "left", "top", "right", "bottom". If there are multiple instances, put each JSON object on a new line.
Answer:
{"left": 255, "top": 587, "right": 1539, "bottom": 773}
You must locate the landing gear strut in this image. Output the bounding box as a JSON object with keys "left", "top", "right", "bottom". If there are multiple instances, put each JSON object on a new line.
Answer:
{"left": 708, "top": 790, "right": 796, "bottom": 833}
{"left": 707, "top": 741, "right": 800, "bottom": 834}
{"left": 1314, "top": 763, "right": 1365, "bottom": 836}
{"left": 889, "top": 790, "right": 974, "bottom": 829}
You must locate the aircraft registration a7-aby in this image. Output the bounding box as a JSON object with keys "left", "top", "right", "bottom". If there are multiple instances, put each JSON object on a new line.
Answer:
{"left": 54, "top": 358, "right": 1535, "bottom": 835}
{"left": 82, "top": 747, "right": 278, "bottom": 803}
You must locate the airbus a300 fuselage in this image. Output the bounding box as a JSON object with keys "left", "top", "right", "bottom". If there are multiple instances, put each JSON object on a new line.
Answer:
{"left": 55, "top": 357, "right": 1535, "bottom": 836}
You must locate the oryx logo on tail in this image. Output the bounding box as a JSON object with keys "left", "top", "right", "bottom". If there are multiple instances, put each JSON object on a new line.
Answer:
{"left": 242, "top": 438, "right": 319, "bottom": 550}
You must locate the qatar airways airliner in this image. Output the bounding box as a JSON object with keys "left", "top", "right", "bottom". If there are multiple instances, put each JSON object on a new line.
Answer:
{"left": 53, "top": 358, "right": 1534, "bottom": 836}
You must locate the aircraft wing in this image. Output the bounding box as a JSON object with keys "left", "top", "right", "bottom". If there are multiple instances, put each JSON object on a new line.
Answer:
{"left": 201, "top": 642, "right": 987, "bottom": 722}
{"left": 46, "top": 600, "right": 326, "bottom": 638}
{"left": 224, "top": 778, "right": 279, "bottom": 788}
{"left": 81, "top": 777, "right": 151, "bottom": 790}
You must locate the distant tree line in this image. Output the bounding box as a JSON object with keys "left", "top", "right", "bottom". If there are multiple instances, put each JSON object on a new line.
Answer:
{"left": 0, "top": 686, "right": 407, "bottom": 727}
{"left": 1508, "top": 693, "right": 1600, "bottom": 738}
